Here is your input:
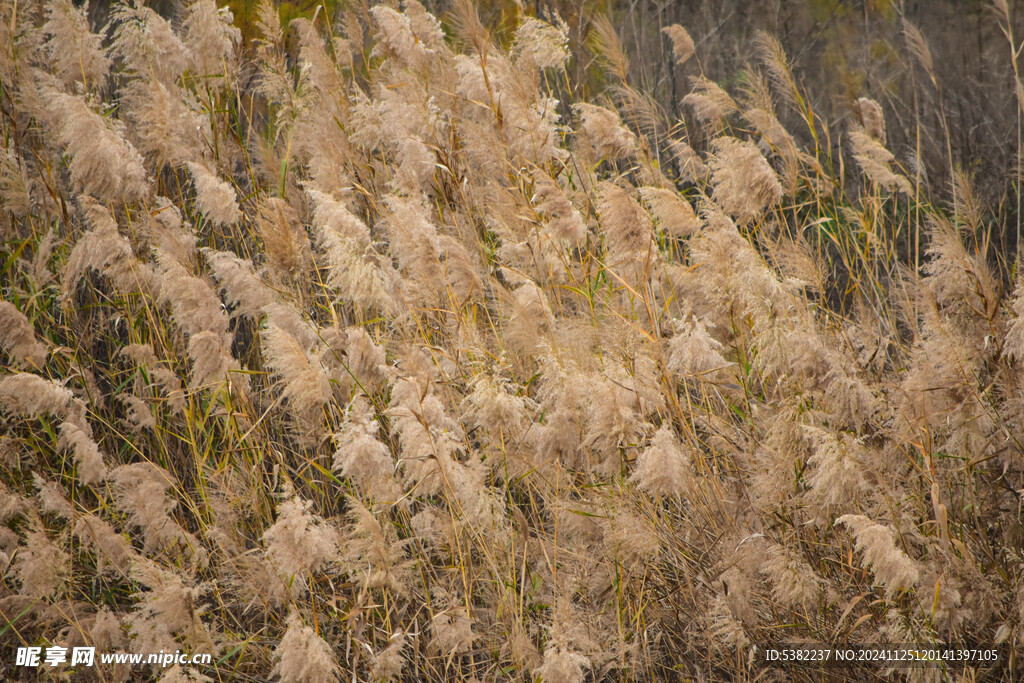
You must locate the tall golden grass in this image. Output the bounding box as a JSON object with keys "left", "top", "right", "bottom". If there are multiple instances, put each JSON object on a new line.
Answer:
{"left": 1, "top": 1, "right": 1023, "bottom": 681}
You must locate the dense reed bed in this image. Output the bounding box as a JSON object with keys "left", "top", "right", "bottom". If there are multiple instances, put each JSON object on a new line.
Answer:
{"left": 1, "top": 1, "right": 1024, "bottom": 680}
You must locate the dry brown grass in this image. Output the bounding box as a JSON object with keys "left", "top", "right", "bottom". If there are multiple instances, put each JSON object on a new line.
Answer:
{"left": 1, "top": 1, "right": 1023, "bottom": 681}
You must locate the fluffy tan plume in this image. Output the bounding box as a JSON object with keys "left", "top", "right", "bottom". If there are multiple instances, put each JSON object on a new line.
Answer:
{"left": 0, "top": 302, "right": 46, "bottom": 369}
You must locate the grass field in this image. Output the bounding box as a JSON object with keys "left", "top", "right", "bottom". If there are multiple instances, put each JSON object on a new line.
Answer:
{"left": 1, "top": 1, "right": 1024, "bottom": 680}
